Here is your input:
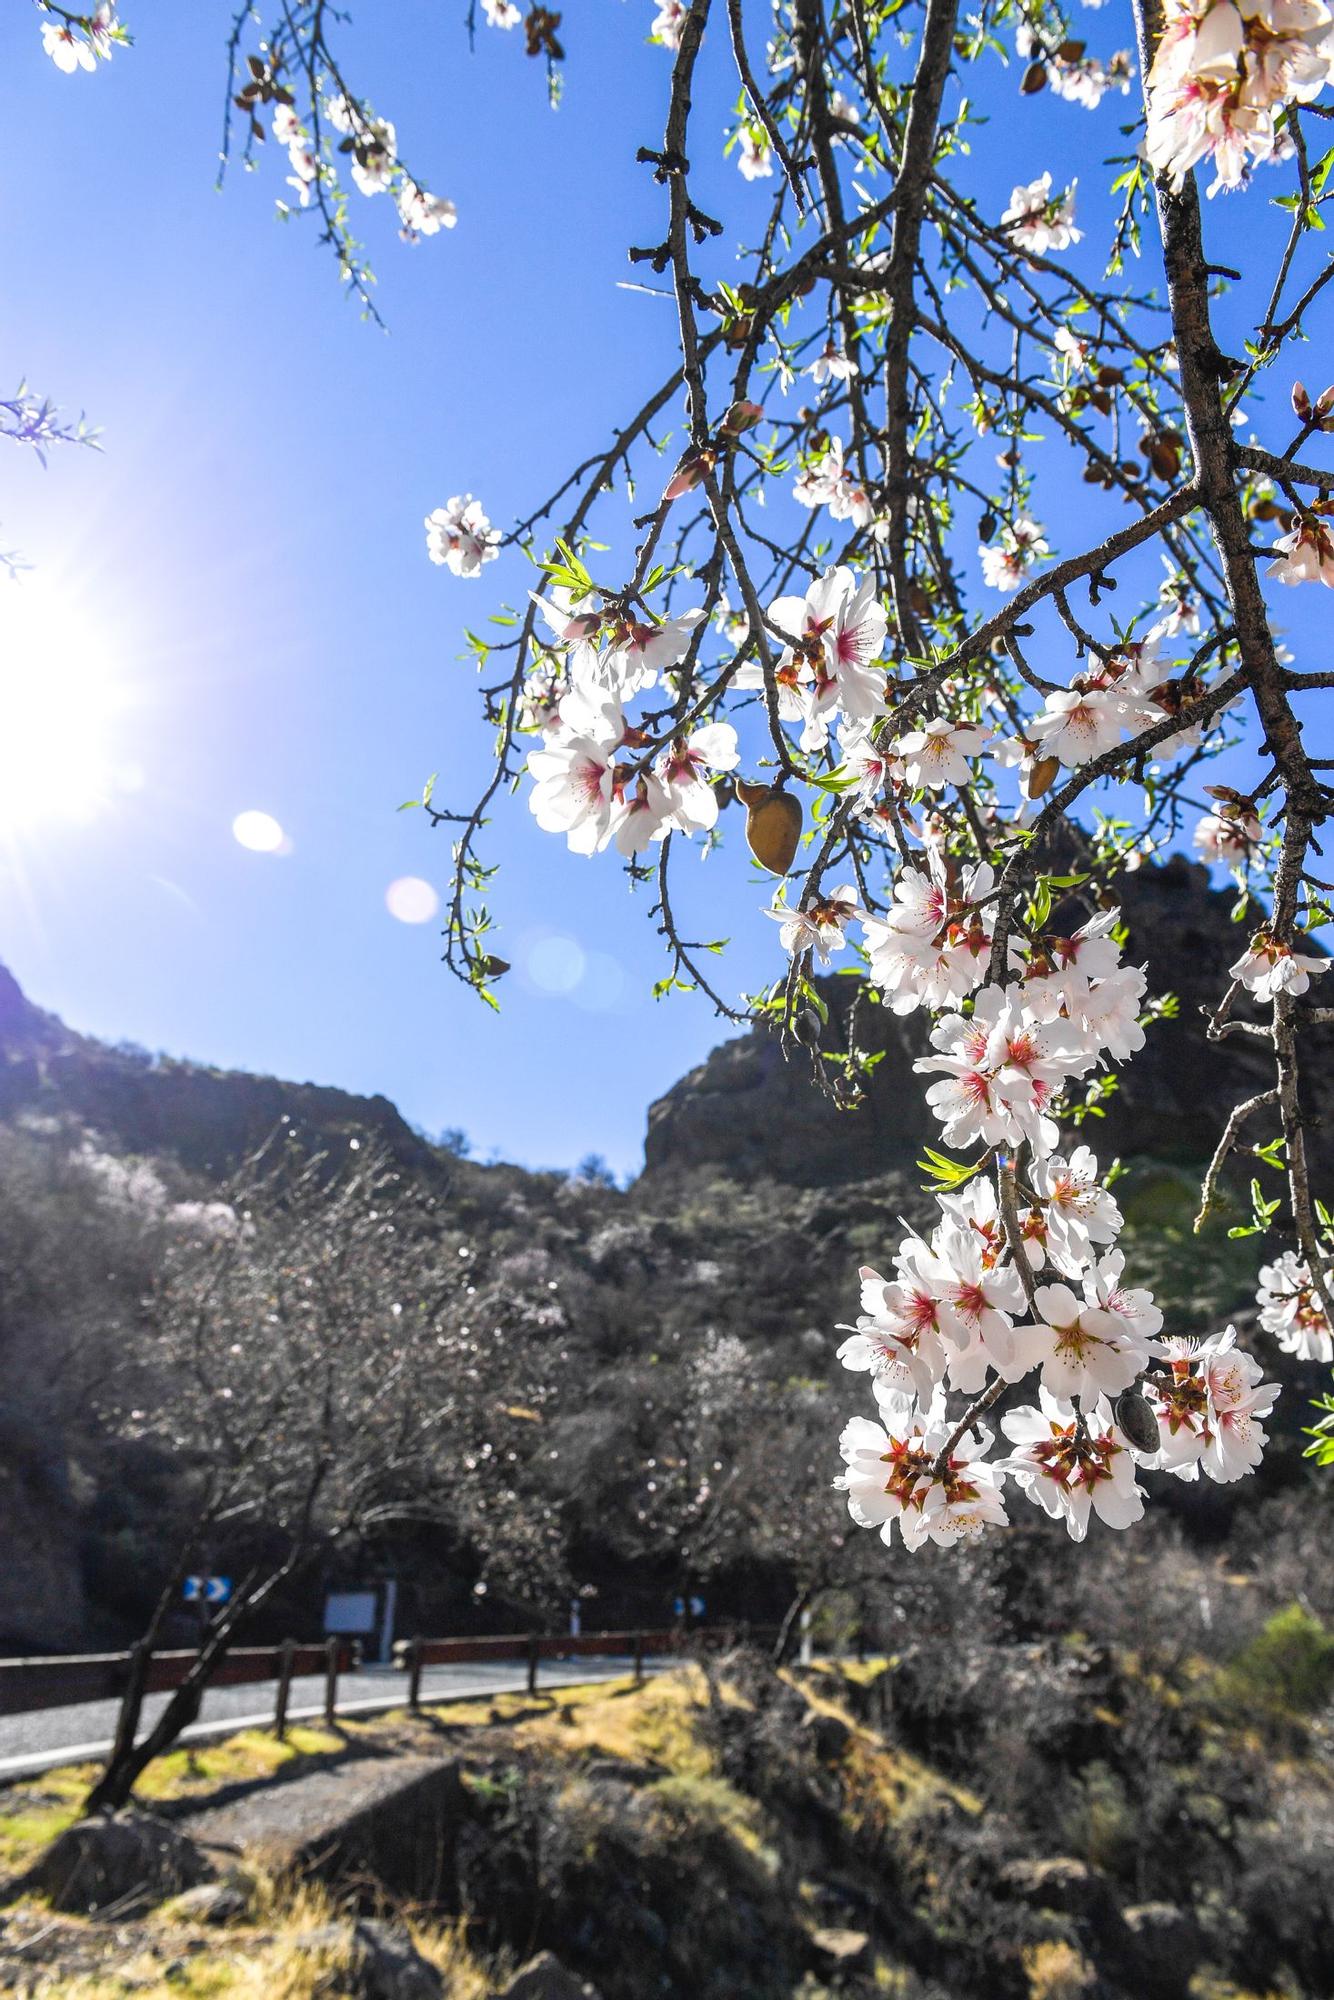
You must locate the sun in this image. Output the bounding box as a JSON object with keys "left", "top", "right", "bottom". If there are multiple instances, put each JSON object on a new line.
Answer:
{"left": 0, "top": 578, "right": 125, "bottom": 831}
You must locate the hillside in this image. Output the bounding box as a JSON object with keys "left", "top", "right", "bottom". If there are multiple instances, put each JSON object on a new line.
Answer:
{"left": 0, "top": 851, "right": 1331, "bottom": 1662}
{"left": 3, "top": 1646, "right": 1334, "bottom": 1999}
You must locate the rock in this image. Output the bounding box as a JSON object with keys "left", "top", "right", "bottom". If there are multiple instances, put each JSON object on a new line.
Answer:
{"left": 1119, "top": 1902, "right": 1204, "bottom": 1998}
{"left": 493, "top": 1951, "right": 603, "bottom": 2000}
{"left": 165, "top": 1879, "right": 250, "bottom": 1925}
{"left": 184, "top": 1755, "right": 467, "bottom": 1905}
{"left": 25, "top": 1809, "right": 215, "bottom": 1915}
{"left": 641, "top": 853, "right": 1334, "bottom": 1188}
{"left": 802, "top": 1709, "right": 852, "bottom": 1763}
{"left": 581, "top": 1758, "right": 662, "bottom": 1788}
{"left": 810, "top": 1926, "right": 871, "bottom": 1968}
{"left": 997, "top": 1857, "right": 1116, "bottom": 1923}
{"left": 298, "top": 1919, "right": 443, "bottom": 1999}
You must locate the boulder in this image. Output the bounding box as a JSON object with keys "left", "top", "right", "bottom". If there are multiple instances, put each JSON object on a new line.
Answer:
{"left": 297, "top": 1919, "right": 443, "bottom": 2000}
{"left": 493, "top": 1952, "right": 604, "bottom": 1999}
{"left": 997, "top": 1857, "right": 1117, "bottom": 1924}
{"left": 802, "top": 1709, "right": 853, "bottom": 1763}
{"left": 810, "top": 1926, "right": 871, "bottom": 1969}
{"left": 25, "top": 1809, "right": 215, "bottom": 1915}
{"left": 581, "top": 1758, "right": 663, "bottom": 1788}
{"left": 1119, "top": 1902, "right": 1205, "bottom": 1999}
{"left": 165, "top": 1879, "right": 251, "bottom": 1925}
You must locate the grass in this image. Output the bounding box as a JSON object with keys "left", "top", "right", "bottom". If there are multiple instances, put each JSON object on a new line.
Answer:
{"left": 0, "top": 1723, "right": 349, "bottom": 1879}
{"left": 3, "top": 1662, "right": 959, "bottom": 1998}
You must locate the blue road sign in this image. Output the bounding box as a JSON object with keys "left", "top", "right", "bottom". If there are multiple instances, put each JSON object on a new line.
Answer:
{"left": 183, "top": 1575, "right": 232, "bottom": 1605}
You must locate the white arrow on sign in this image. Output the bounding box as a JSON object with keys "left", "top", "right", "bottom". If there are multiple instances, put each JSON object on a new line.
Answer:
{"left": 204, "top": 1576, "right": 232, "bottom": 1604}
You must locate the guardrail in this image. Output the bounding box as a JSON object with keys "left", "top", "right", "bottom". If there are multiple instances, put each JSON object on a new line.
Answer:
{"left": 0, "top": 1642, "right": 355, "bottom": 1720}
{"left": 0, "top": 1625, "right": 770, "bottom": 1750}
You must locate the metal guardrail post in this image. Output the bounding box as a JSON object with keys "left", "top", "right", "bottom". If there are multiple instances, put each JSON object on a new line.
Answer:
{"left": 526, "top": 1633, "right": 540, "bottom": 1696}
{"left": 407, "top": 1636, "right": 423, "bottom": 1713}
{"left": 323, "top": 1636, "right": 339, "bottom": 1727}
{"left": 273, "top": 1639, "right": 296, "bottom": 1740}
{"left": 106, "top": 1642, "right": 152, "bottom": 1773}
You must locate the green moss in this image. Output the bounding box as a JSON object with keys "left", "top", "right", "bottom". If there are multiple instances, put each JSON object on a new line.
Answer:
{"left": 1218, "top": 1604, "right": 1334, "bottom": 1716}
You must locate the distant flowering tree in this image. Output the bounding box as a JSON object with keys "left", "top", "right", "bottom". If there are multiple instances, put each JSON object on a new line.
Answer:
{"left": 417, "top": 0, "right": 1334, "bottom": 1532}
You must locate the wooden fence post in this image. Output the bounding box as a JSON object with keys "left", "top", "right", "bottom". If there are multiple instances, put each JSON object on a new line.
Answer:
{"left": 526, "top": 1633, "right": 540, "bottom": 1696}
{"left": 633, "top": 1632, "right": 644, "bottom": 1688}
{"left": 323, "top": 1637, "right": 339, "bottom": 1727}
{"left": 107, "top": 1642, "right": 152, "bottom": 1775}
{"left": 273, "top": 1639, "right": 296, "bottom": 1740}
{"left": 407, "top": 1636, "right": 423, "bottom": 1713}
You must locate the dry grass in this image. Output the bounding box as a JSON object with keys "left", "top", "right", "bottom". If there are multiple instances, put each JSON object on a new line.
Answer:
{"left": 0, "top": 1725, "right": 351, "bottom": 1883}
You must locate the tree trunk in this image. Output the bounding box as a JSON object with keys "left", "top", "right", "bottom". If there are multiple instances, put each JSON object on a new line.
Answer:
{"left": 772, "top": 1584, "right": 816, "bottom": 1667}
{"left": 84, "top": 1611, "right": 238, "bottom": 1812}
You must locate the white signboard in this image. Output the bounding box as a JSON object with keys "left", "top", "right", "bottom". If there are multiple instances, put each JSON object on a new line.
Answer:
{"left": 324, "top": 1590, "right": 377, "bottom": 1634}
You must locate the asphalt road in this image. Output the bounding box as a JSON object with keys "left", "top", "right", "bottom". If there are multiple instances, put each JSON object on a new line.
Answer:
{"left": 0, "top": 1654, "right": 655, "bottom": 1784}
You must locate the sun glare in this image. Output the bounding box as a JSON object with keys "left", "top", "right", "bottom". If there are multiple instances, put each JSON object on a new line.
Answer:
{"left": 0, "top": 579, "right": 123, "bottom": 831}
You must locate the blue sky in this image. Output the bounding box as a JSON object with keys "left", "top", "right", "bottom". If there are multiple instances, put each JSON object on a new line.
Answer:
{"left": 0, "top": 0, "right": 782, "bottom": 1176}
{"left": 1, "top": 2, "right": 1328, "bottom": 1177}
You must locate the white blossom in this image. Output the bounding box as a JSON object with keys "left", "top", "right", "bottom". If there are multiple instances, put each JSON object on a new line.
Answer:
{"left": 425, "top": 495, "right": 501, "bottom": 576}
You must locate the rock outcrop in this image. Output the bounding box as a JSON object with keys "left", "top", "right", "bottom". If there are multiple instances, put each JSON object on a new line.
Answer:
{"left": 643, "top": 855, "right": 1332, "bottom": 1187}
{"left": 0, "top": 962, "right": 435, "bottom": 1179}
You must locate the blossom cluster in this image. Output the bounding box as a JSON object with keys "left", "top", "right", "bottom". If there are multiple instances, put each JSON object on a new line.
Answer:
{"left": 273, "top": 95, "right": 455, "bottom": 237}
{"left": 836, "top": 1137, "right": 1280, "bottom": 1549}
{"left": 426, "top": 495, "right": 502, "bottom": 577}
{"left": 1146, "top": 0, "right": 1334, "bottom": 193}
{"left": 39, "top": 2, "right": 120, "bottom": 72}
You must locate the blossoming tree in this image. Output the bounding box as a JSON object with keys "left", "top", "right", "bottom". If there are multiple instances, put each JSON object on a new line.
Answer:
{"left": 40, "top": 0, "right": 1334, "bottom": 1544}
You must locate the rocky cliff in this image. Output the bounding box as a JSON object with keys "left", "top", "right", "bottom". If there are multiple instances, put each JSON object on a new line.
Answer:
{"left": 642, "top": 854, "right": 1330, "bottom": 1187}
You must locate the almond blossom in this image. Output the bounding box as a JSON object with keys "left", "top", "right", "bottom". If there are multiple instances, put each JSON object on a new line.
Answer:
{"left": 807, "top": 344, "right": 859, "bottom": 386}
{"left": 931, "top": 1222, "right": 1030, "bottom": 1393}
{"left": 1084, "top": 1257, "right": 1162, "bottom": 1345}
{"left": 836, "top": 1261, "right": 951, "bottom": 1404}
{"left": 1268, "top": 516, "right": 1334, "bottom": 586}
{"left": 737, "top": 128, "right": 774, "bottom": 180}
{"left": 765, "top": 883, "right": 862, "bottom": 963}
{"left": 792, "top": 436, "right": 874, "bottom": 529}
{"left": 649, "top": 0, "right": 687, "bottom": 47}
{"left": 1148, "top": 1328, "right": 1280, "bottom": 1483}
{"left": 1027, "top": 685, "right": 1125, "bottom": 766}
{"left": 766, "top": 566, "right": 889, "bottom": 727}
{"left": 860, "top": 848, "right": 1011, "bottom": 1014}
{"left": 1195, "top": 805, "right": 1262, "bottom": 865}
{"left": 980, "top": 516, "right": 1049, "bottom": 593}
{"left": 836, "top": 1388, "right": 1009, "bottom": 1550}
{"left": 526, "top": 691, "right": 624, "bottom": 854}
{"left": 483, "top": 0, "right": 522, "bottom": 24}
{"left": 1030, "top": 1145, "right": 1123, "bottom": 1273}
{"left": 894, "top": 717, "right": 990, "bottom": 790}
{"left": 836, "top": 723, "right": 900, "bottom": 810}
{"left": 1000, "top": 1391, "right": 1147, "bottom": 1540}
{"left": 1229, "top": 930, "right": 1330, "bottom": 1002}
{"left": 655, "top": 721, "right": 740, "bottom": 834}
{"left": 1146, "top": 0, "right": 1332, "bottom": 194}
{"left": 1257, "top": 1249, "right": 1334, "bottom": 1361}
{"left": 1011, "top": 1280, "right": 1150, "bottom": 1401}
{"left": 1002, "top": 173, "right": 1081, "bottom": 254}
{"left": 42, "top": 5, "right": 116, "bottom": 70}
{"left": 425, "top": 495, "right": 501, "bottom": 576}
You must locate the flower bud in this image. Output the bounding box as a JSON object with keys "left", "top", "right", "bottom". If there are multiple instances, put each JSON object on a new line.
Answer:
{"left": 1292, "top": 381, "right": 1313, "bottom": 421}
